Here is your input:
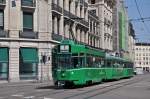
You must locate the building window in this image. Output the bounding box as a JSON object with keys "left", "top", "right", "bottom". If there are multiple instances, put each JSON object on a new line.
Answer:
{"left": 57, "top": 0, "right": 59, "bottom": 5}
{"left": 80, "top": 7, "right": 82, "bottom": 18}
{"left": 90, "top": 21, "right": 92, "bottom": 32}
{"left": 19, "top": 48, "right": 38, "bottom": 80}
{"left": 23, "top": 12, "right": 33, "bottom": 31}
{"left": 0, "top": 10, "right": 4, "bottom": 30}
{"left": 75, "top": 3, "right": 78, "bottom": 16}
{"left": 84, "top": 9, "right": 86, "bottom": 19}
{"left": 52, "top": 16, "right": 55, "bottom": 33}
{"left": 57, "top": 18, "right": 60, "bottom": 34}
{"left": 69, "top": 0, "right": 71, "bottom": 13}
{"left": 0, "top": 48, "right": 9, "bottom": 80}
{"left": 91, "top": 0, "right": 95, "bottom": 4}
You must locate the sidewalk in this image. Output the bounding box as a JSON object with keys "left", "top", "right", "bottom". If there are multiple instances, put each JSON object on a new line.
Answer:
{"left": 0, "top": 80, "right": 54, "bottom": 88}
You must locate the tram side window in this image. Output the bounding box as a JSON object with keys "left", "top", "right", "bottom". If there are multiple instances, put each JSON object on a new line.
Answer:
{"left": 79, "top": 57, "right": 85, "bottom": 67}
{"left": 72, "top": 57, "right": 78, "bottom": 68}
{"left": 105, "top": 61, "right": 112, "bottom": 67}
{"left": 95, "top": 57, "right": 104, "bottom": 68}
{"left": 87, "top": 57, "right": 92, "bottom": 67}
{"left": 71, "top": 56, "right": 85, "bottom": 68}
{"left": 86, "top": 56, "right": 104, "bottom": 68}
{"left": 72, "top": 57, "right": 84, "bottom": 68}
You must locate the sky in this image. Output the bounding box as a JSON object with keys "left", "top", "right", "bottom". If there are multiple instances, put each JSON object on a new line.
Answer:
{"left": 125, "top": 0, "right": 150, "bottom": 43}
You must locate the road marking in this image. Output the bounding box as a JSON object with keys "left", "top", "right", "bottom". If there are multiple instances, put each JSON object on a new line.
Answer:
{"left": 44, "top": 97, "right": 54, "bottom": 99}
{"left": 39, "top": 97, "right": 54, "bottom": 99}
{"left": 11, "top": 92, "right": 24, "bottom": 97}
{"left": 11, "top": 94, "right": 23, "bottom": 97}
{"left": 24, "top": 96, "right": 35, "bottom": 99}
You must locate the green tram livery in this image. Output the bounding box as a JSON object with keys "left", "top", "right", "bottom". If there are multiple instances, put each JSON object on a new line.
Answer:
{"left": 52, "top": 40, "right": 134, "bottom": 86}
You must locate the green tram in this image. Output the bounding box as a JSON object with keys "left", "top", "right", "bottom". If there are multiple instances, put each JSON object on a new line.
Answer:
{"left": 52, "top": 40, "right": 134, "bottom": 86}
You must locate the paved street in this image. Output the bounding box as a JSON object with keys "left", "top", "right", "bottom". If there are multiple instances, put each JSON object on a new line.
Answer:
{"left": 0, "top": 74, "right": 150, "bottom": 99}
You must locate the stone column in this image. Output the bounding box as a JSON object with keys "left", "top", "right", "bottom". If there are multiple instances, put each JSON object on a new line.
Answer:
{"left": 9, "top": 43, "right": 19, "bottom": 82}
{"left": 81, "top": 6, "right": 84, "bottom": 18}
{"left": 77, "top": 29, "right": 80, "bottom": 42}
{"left": 54, "top": 17, "right": 58, "bottom": 34}
{"left": 59, "top": 16, "right": 64, "bottom": 36}
{"left": 65, "top": 0, "right": 69, "bottom": 11}
{"left": 77, "top": 2, "right": 80, "bottom": 17}
{"left": 65, "top": 24, "right": 69, "bottom": 38}
{"left": 8, "top": 0, "right": 20, "bottom": 38}
{"left": 72, "top": 0, "right": 75, "bottom": 15}
{"left": 72, "top": 23, "right": 76, "bottom": 39}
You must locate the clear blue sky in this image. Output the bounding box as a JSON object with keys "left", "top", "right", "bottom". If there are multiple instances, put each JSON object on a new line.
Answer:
{"left": 125, "top": 0, "right": 150, "bottom": 43}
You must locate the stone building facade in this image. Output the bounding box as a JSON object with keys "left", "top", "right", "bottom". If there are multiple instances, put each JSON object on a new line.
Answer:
{"left": 0, "top": 0, "right": 134, "bottom": 83}
{"left": 0, "top": 0, "right": 55, "bottom": 82}
{"left": 135, "top": 43, "right": 150, "bottom": 72}
{"left": 88, "top": 0, "right": 116, "bottom": 51}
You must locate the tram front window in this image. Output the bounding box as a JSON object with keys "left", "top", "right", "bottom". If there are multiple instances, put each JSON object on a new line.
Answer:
{"left": 57, "top": 54, "right": 71, "bottom": 69}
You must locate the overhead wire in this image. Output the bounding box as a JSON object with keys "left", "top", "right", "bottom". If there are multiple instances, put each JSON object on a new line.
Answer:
{"left": 134, "top": 0, "right": 150, "bottom": 34}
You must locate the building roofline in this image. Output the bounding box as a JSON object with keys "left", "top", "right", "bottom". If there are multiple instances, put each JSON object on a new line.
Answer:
{"left": 136, "top": 43, "right": 150, "bottom": 46}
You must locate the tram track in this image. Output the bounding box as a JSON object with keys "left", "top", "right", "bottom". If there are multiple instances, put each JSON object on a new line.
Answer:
{"left": 62, "top": 76, "right": 144, "bottom": 99}
{"left": 0, "top": 75, "right": 145, "bottom": 99}
{"left": 83, "top": 79, "right": 142, "bottom": 99}
{"left": 22, "top": 77, "right": 140, "bottom": 98}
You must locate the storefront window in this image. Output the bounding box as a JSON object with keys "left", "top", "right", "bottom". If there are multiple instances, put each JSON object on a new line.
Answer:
{"left": 0, "top": 63, "right": 8, "bottom": 80}
{"left": 0, "top": 48, "right": 8, "bottom": 80}
{"left": 19, "top": 48, "right": 38, "bottom": 80}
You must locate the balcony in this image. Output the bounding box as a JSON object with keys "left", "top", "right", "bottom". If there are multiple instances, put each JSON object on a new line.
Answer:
{"left": 19, "top": 31, "right": 38, "bottom": 39}
{"left": 84, "top": 1, "right": 88, "bottom": 7}
{"left": 0, "top": 0, "right": 6, "bottom": 9}
{"left": 52, "top": 3, "right": 63, "bottom": 14}
{"left": 88, "top": 11, "right": 99, "bottom": 20}
{"left": 64, "top": 10, "right": 78, "bottom": 19}
{"left": 21, "top": 0, "right": 36, "bottom": 12}
{"left": 52, "top": 33, "right": 63, "bottom": 42}
{"left": 63, "top": 10, "right": 88, "bottom": 27}
{"left": 79, "top": 19, "right": 89, "bottom": 27}
{"left": 0, "top": 30, "right": 9, "bottom": 38}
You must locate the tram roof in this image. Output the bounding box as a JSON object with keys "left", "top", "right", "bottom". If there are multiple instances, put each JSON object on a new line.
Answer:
{"left": 60, "top": 40, "right": 105, "bottom": 57}
{"left": 105, "top": 55, "right": 133, "bottom": 63}
{"left": 105, "top": 54, "right": 125, "bottom": 62}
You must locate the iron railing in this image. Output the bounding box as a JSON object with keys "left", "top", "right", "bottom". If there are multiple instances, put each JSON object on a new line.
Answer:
{"left": 21, "top": 0, "right": 36, "bottom": 7}
{"left": 0, "top": 30, "right": 9, "bottom": 38}
{"left": 19, "top": 31, "right": 38, "bottom": 39}
{"left": 52, "top": 3, "right": 63, "bottom": 13}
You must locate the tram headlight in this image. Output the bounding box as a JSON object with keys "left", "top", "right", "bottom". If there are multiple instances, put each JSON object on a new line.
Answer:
{"left": 71, "top": 71, "right": 74, "bottom": 75}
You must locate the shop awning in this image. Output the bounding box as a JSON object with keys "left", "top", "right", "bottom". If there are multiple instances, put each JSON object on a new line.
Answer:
{"left": 20, "top": 48, "right": 38, "bottom": 63}
{"left": 0, "top": 48, "right": 8, "bottom": 63}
